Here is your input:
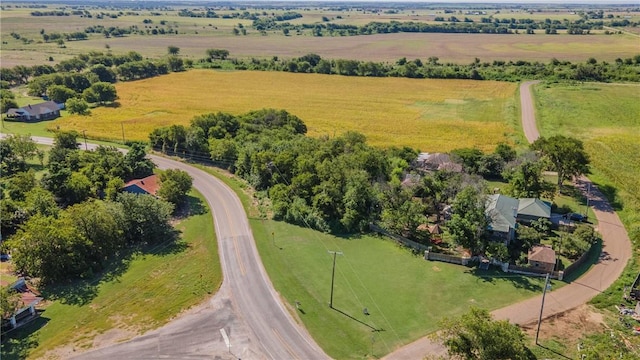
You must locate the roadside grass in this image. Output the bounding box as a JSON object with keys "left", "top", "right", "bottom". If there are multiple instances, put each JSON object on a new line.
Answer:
{"left": 533, "top": 82, "right": 640, "bottom": 352}
{"left": 0, "top": 190, "right": 220, "bottom": 360}
{"left": 193, "top": 164, "right": 550, "bottom": 359}
{"left": 50, "top": 69, "right": 517, "bottom": 153}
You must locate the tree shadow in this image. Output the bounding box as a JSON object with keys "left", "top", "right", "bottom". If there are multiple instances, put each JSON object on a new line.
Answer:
{"left": 173, "top": 194, "right": 207, "bottom": 219}
{"left": 466, "top": 267, "right": 544, "bottom": 292}
{"left": 331, "top": 306, "right": 384, "bottom": 332}
{"left": 592, "top": 183, "right": 622, "bottom": 212}
{"left": 0, "top": 314, "right": 48, "bottom": 360}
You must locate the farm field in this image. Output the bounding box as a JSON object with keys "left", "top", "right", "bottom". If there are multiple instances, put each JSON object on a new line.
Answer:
{"left": 50, "top": 69, "right": 519, "bottom": 152}
{"left": 1, "top": 3, "right": 639, "bottom": 66}
{"left": 1, "top": 191, "right": 221, "bottom": 360}
{"left": 533, "top": 82, "right": 640, "bottom": 251}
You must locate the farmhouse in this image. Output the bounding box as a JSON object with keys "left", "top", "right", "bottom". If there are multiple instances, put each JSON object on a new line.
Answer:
{"left": 414, "top": 153, "right": 462, "bottom": 173}
{"left": 486, "top": 195, "right": 552, "bottom": 243}
{"left": 5, "top": 101, "right": 62, "bottom": 121}
{"left": 123, "top": 174, "right": 160, "bottom": 196}
{"left": 528, "top": 245, "right": 557, "bottom": 272}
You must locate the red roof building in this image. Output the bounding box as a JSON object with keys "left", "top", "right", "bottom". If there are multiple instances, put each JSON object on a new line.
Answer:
{"left": 123, "top": 174, "right": 160, "bottom": 196}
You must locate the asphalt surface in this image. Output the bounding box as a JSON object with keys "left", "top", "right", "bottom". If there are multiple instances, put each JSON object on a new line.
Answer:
{"left": 382, "top": 81, "right": 632, "bottom": 359}
{"left": 6, "top": 135, "right": 327, "bottom": 360}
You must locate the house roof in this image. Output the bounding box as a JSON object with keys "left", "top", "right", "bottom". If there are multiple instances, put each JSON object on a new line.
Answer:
{"left": 123, "top": 174, "right": 160, "bottom": 195}
{"left": 518, "top": 198, "right": 551, "bottom": 218}
{"left": 6, "top": 101, "right": 60, "bottom": 116}
{"left": 528, "top": 245, "right": 556, "bottom": 265}
{"left": 486, "top": 194, "right": 519, "bottom": 233}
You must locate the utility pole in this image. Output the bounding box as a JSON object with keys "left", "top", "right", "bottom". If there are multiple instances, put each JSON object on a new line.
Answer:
{"left": 536, "top": 273, "right": 551, "bottom": 344}
{"left": 82, "top": 129, "right": 88, "bottom": 150}
{"left": 328, "top": 250, "right": 343, "bottom": 308}
{"left": 584, "top": 182, "right": 591, "bottom": 217}
{"left": 121, "top": 122, "right": 125, "bottom": 144}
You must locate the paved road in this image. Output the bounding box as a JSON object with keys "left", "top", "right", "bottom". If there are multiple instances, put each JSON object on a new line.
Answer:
{"left": 382, "top": 81, "right": 633, "bottom": 359}
{"left": 5, "top": 135, "right": 327, "bottom": 359}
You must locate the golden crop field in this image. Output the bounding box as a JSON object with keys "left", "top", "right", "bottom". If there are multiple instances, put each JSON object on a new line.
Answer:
{"left": 54, "top": 70, "right": 518, "bottom": 152}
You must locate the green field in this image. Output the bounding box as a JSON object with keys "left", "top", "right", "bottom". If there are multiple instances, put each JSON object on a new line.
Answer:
{"left": 1, "top": 191, "right": 221, "bottom": 360}
{"left": 533, "top": 82, "right": 640, "bottom": 241}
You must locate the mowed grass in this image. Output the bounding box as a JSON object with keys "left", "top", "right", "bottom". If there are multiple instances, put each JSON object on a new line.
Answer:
{"left": 53, "top": 69, "right": 517, "bottom": 152}
{"left": 251, "top": 220, "right": 548, "bottom": 359}
{"left": 197, "top": 166, "right": 549, "bottom": 359}
{"left": 2, "top": 191, "right": 221, "bottom": 360}
{"left": 533, "top": 82, "right": 640, "bottom": 243}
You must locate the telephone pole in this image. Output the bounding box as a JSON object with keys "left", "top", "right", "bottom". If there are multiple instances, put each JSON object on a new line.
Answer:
{"left": 328, "top": 251, "right": 343, "bottom": 308}
{"left": 536, "top": 273, "right": 551, "bottom": 344}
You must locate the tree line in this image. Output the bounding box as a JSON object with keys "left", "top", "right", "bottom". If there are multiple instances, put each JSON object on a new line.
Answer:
{"left": 0, "top": 132, "right": 192, "bottom": 283}
{"left": 148, "top": 109, "right": 591, "bottom": 254}
{"left": 200, "top": 52, "right": 640, "bottom": 83}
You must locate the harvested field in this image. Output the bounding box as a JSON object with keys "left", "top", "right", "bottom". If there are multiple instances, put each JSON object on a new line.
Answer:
{"left": 69, "top": 32, "right": 640, "bottom": 64}
{"left": 52, "top": 70, "right": 518, "bottom": 152}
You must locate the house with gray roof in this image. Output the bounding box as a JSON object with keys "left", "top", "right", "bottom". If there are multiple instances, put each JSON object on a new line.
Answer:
{"left": 486, "top": 194, "right": 552, "bottom": 243}
{"left": 5, "top": 101, "right": 61, "bottom": 121}
{"left": 486, "top": 194, "right": 519, "bottom": 243}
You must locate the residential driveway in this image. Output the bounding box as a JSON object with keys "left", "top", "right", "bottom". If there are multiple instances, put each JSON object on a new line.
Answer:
{"left": 382, "top": 81, "right": 632, "bottom": 359}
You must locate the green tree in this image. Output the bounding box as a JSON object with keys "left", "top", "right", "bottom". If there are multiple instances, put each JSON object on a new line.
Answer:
{"left": 83, "top": 81, "right": 117, "bottom": 104}
{"left": 437, "top": 307, "right": 535, "bottom": 360}
{"left": 9, "top": 214, "right": 90, "bottom": 283}
{"left": 124, "top": 143, "right": 155, "bottom": 179}
{"left": 166, "top": 55, "right": 184, "bottom": 72}
{"left": 157, "top": 169, "right": 193, "bottom": 207}
{"left": 0, "top": 286, "right": 21, "bottom": 320}
{"left": 116, "top": 192, "right": 174, "bottom": 245}
{"left": 54, "top": 131, "right": 79, "bottom": 150}
{"left": 167, "top": 45, "right": 180, "bottom": 55}
{"left": 5, "top": 170, "right": 36, "bottom": 201}
{"left": 46, "top": 84, "right": 76, "bottom": 103}
{"left": 66, "top": 97, "right": 90, "bottom": 115}
{"left": 531, "top": 135, "right": 590, "bottom": 189}
{"left": 504, "top": 161, "right": 555, "bottom": 199}
{"left": 206, "top": 48, "right": 229, "bottom": 60}
{"left": 448, "top": 186, "right": 488, "bottom": 254}
{"left": 4, "top": 134, "right": 37, "bottom": 164}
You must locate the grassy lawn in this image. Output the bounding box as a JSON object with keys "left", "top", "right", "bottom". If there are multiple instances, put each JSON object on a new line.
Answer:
{"left": 0, "top": 190, "right": 221, "bottom": 360}
{"left": 194, "top": 164, "right": 550, "bottom": 359}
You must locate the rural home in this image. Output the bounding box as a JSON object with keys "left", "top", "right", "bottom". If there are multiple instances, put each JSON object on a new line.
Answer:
{"left": 486, "top": 194, "right": 519, "bottom": 243}
{"left": 5, "top": 101, "right": 62, "bottom": 121}
{"left": 528, "top": 245, "right": 557, "bottom": 272}
{"left": 485, "top": 195, "right": 552, "bottom": 243}
{"left": 414, "top": 153, "right": 462, "bottom": 173}
{"left": 123, "top": 174, "right": 160, "bottom": 196}
{"left": 517, "top": 198, "right": 552, "bottom": 224}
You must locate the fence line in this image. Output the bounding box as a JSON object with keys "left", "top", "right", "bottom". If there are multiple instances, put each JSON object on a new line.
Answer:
{"left": 369, "top": 224, "right": 429, "bottom": 252}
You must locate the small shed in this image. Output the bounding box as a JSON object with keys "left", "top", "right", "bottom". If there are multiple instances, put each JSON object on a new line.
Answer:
{"left": 528, "top": 245, "right": 556, "bottom": 273}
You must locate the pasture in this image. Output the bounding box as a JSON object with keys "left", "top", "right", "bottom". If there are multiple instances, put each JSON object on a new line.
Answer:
{"left": 51, "top": 69, "right": 518, "bottom": 152}
{"left": 533, "top": 82, "right": 640, "bottom": 246}
{"left": 1, "top": 3, "right": 639, "bottom": 67}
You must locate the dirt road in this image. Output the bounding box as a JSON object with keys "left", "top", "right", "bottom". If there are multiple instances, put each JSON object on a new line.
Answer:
{"left": 383, "top": 81, "right": 632, "bottom": 360}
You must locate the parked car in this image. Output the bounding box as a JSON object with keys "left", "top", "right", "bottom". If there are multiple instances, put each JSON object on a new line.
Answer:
{"left": 569, "top": 213, "right": 588, "bottom": 222}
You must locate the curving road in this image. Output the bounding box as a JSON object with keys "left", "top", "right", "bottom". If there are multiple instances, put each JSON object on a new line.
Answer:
{"left": 4, "top": 135, "right": 327, "bottom": 360}
{"left": 6, "top": 79, "right": 632, "bottom": 359}
{"left": 382, "top": 81, "right": 633, "bottom": 359}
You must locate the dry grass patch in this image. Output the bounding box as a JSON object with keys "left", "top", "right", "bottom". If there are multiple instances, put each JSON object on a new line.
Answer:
{"left": 53, "top": 70, "right": 517, "bottom": 152}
